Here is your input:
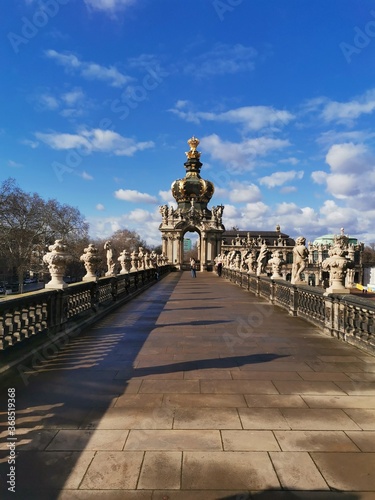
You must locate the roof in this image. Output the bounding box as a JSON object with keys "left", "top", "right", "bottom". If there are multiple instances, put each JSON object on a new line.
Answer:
{"left": 313, "top": 234, "right": 358, "bottom": 245}
{"left": 222, "top": 230, "right": 295, "bottom": 246}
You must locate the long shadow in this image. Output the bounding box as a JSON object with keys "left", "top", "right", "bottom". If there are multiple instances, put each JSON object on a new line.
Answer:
{"left": 0, "top": 272, "right": 182, "bottom": 499}
{"left": 164, "top": 306, "right": 223, "bottom": 311}
{"left": 155, "top": 319, "right": 234, "bottom": 327}
{"left": 219, "top": 491, "right": 361, "bottom": 499}
{"left": 123, "top": 353, "right": 289, "bottom": 378}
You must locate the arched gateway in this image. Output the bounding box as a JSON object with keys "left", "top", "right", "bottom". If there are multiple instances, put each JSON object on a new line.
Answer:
{"left": 159, "top": 137, "right": 225, "bottom": 271}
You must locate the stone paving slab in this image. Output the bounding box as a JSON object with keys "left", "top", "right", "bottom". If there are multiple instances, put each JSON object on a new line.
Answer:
{"left": 1, "top": 270, "right": 375, "bottom": 499}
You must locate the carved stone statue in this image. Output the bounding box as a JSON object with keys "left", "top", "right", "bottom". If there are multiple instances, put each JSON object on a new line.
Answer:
{"left": 104, "top": 240, "right": 116, "bottom": 276}
{"left": 159, "top": 204, "right": 169, "bottom": 222}
{"left": 245, "top": 250, "right": 257, "bottom": 274}
{"left": 130, "top": 250, "right": 138, "bottom": 272}
{"left": 138, "top": 247, "right": 145, "bottom": 270}
{"left": 256, "top": 243, "right": 268, "bottom": 276}
{"left": 291, "top": 236, "right": 309, "bottom": 284}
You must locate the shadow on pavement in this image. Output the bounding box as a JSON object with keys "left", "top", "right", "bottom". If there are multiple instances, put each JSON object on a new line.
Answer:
{"left": 219, "top": 490, "right": 362, "bottom": 499}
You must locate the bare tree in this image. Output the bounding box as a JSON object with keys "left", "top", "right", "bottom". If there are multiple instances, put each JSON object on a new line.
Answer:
{"left": 93, "top": 229, "right": 148, "bottom": 276}
{"left": 0, "top": 178, "right": 88, "bottom": 291}
{"left": 363, "top": 245, "right": 375, "bottom": 264}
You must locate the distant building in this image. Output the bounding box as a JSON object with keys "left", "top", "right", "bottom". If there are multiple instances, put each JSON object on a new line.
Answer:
{"left": 184, "top": 239, "right": 192, "bottom": 252}
{"left": 219, "top": 228, "right": 365, "bottom": 288}
{"left": 308, "top": 233, "right": 364, "bottom": 287}
{"left": 220, "top": 227, "right": 295, "bottom": 280}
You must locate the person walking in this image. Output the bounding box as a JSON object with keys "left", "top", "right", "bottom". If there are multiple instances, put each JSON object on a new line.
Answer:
{"left": 217, "top": 261, "right": 222, "bottom": 277}
{"left": 190, "top": 258, "right": 197, "bottom": 278}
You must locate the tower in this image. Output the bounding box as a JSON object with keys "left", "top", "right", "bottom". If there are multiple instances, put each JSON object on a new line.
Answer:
{"left": 159, "top": 137, "right": 225, "bottom": 270}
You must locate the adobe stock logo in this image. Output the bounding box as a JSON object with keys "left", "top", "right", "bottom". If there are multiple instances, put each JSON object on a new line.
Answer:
{"left": 340, "top": 10, "right": 375, "bottom": 63}
{"left": 8, "top": 0, "right": 70, "bottom": 54}
{"left": 212, "top": 0, "right": 243, "bottom": 21}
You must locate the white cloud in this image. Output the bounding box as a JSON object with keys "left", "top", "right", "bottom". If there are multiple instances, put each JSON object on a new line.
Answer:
{"left": 280, "top": 186, "right": 297, "bottom": 194}
{"left": 312, "top": 142, "right": 375, "bottom": 209}
{"left": 96, "top": 204, "right": 105, "bottom": 211}
{"left": 242, "top": 202, "right": 271, "bottom": 221}
{"left": 259, "top": 170, "right": 304, "bottom": 188}
{"left": 45, "top": 49, "right": 132, "bottom": 87}
{"left": 222, "top": 204, "right": 240, "bottom": 218}
{"left": 61, "top": 88, "right": 85, "bottom": 106}
{"left": 87, "top": 206, "right": 162, "bottom": 246}
{"left": 34, "top": 87, "right": 89, "bottom": 118}
{"left": 317, "top": 129, "right": 374, "bottom": 147}
{"left": 128, "top": 208, "right": 151, "bottom": 221}
{"left": 325, "top": 142, "right": 370, "bottom": 173}
{"left": 38, "top": 94, "right": 59, "bottom": 110}
{"left": 228, "top": 182, "right": 262, "bottom": 203}
{"left": 170, "top": 104, "right": 294, "bottom": 132}
{"left": 306, "top": 89, "right": 375, "bottom": 126}
{"left": 184, "top": 43, "right": 257, "bottom": 78}
{"left": 311, "top": 170, "right": 327, "bottom": 184}
{"left": 159, "top": 190, "right": 174, "bottom": 204}
{"left": 8, "top": 160, "right": 23, "bottom": 168}
{"left": 321, "top": 89, "right": 375, "bottom": 124}
{"left": 84, "top": 0, "right": 135, "bottom": 14}
{"left": 275, "top": 202, "right": 303, "bottom": 216}
{"left": 35, "top": 131, "right": 89, "bottom": 150}
{"left": 35, "top": 128, "right": 154, "bottom": 156}
{"left": 81, "top": 171, "right": 93, "bottom": 180}
{"left": 21, "top": 139, "right": 39, "bottom": 149}
{"left": 279, "top": 157, "right": 299, "bottom": 165}
{"left": 200, "top": 134, "right": 290, "bottom": 171}
{"left": 114, "top": 189, "right": 158, "bottom": 204}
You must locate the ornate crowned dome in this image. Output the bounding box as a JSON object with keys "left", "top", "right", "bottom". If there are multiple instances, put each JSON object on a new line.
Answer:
{"left": 171, "top": 136, "right": 214, "bottom": 214}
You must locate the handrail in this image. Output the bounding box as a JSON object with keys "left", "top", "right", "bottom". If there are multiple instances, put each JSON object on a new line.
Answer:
{"left": 222, "top": 268, "right": 375, "bottom": 355}
{"left": 0, "top": 266, "right": 170, "bottom": 352}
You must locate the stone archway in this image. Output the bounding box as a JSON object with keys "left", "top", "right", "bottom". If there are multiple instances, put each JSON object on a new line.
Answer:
{"left": 159, "top": 137, "right": 225, "bottom": 271}
{"left": 182, "top": 230, "right": 199, "bottom": 266}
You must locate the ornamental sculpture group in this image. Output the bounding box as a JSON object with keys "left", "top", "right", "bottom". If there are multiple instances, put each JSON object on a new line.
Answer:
{"left": 42, "top": 239, "right": 168, "bottom": 289}
{"left": 43, "top": 234, "right": 354, "bottom": 295}
{"left": 215, "top": 234, "right": 354, "bottom": 294}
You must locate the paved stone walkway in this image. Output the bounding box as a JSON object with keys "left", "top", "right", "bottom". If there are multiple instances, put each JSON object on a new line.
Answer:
{"left": 1, "top": 271, "right": 375, "bottom": 499}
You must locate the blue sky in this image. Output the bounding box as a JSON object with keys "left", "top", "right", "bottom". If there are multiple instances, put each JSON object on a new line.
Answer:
{"left": 2, "top": 0, "right": 375, "bottom": 246}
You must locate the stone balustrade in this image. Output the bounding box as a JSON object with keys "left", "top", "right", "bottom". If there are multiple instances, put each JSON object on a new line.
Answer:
{"left": 0, "top": 266, "right": 169, "bottom": 354}
{"left": 222, "top": 267, "right": 375, "bottom": 355}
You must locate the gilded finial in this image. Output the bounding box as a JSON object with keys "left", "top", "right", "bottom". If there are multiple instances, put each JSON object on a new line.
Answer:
{"left": 185, "top": 136, "right": 201, "bottom": 159}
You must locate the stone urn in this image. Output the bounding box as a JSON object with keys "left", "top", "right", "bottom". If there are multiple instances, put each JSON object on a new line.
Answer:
{"left": 268, "top": 250, "right": 285, "bottom": 279}
{"left": 118, "top": 250, "right": 131, "bottom": 274}
{"left": 321, "top": 244, "right": 354, "bottom": 294}
{"left": 43, "top": 239, "right": 72, "bottom": 289}
{"left": 80, "top": 243, "right": 101, "bottom": 281}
